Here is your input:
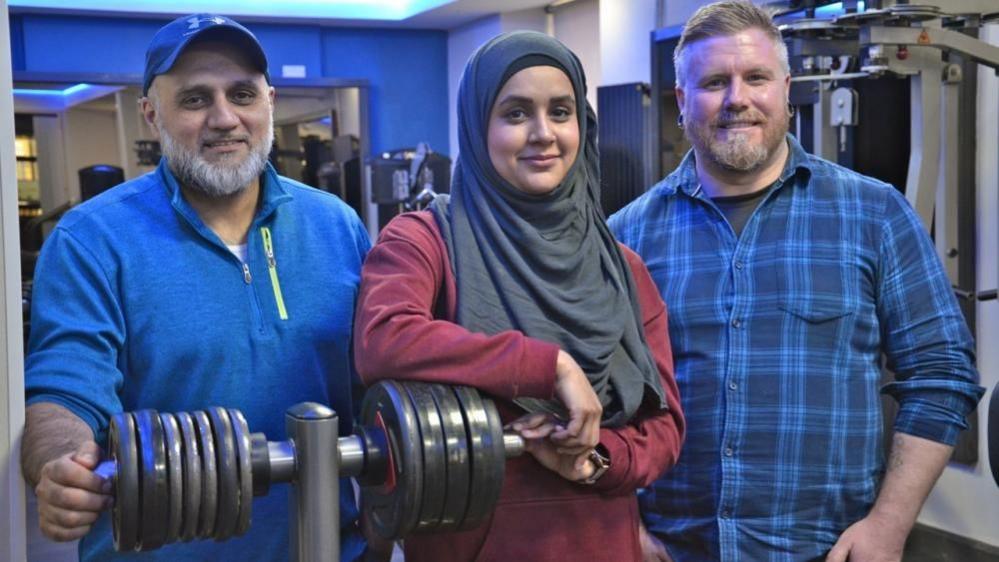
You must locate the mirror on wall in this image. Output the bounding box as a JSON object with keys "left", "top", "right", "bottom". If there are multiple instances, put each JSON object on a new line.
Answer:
{"left": 270, "top": 86, "right": 365, "bottom": 214}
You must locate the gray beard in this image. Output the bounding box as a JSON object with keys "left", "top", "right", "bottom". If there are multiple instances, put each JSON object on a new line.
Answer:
{"left": 688, "top": 110, "right": 789, "bottom": 173}
{"left": 705, "top": 130, "right": 771, "bottom": 171}
{"left": 159, "top": 119, "right": 274, "bottom": 198}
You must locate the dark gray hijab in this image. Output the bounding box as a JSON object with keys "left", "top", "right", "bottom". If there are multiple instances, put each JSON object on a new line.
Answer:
{"left": 431, "top": 31, "right": 666, "bottom": 426}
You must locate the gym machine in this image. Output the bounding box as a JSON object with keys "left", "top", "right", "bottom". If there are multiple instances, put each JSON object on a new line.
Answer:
{"left": 95, "top": 380, "right": 526, "bottom": 561}
{"left": 773, "top": 0, "right": 999, "bottom": 304}
{"left": 367, "top": 142, "right": 451, "bottom": 230}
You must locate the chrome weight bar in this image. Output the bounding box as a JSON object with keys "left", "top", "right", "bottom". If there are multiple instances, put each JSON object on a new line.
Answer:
{"left": 100, "top": 381, "right": 527, "bottom": 561}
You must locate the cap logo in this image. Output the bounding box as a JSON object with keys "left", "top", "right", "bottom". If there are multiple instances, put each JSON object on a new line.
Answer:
{"left": 186, "top": 15, "right": 227, "bottom": 30}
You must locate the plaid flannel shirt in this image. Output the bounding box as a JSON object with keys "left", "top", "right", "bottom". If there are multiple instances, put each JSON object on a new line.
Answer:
{"left": 609, "top": 135, "right": 983, "bottom": 562}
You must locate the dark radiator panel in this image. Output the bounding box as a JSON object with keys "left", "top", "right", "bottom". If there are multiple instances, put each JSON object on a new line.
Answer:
{"left": 596, "top": 82, "right": 656, "bottom": 216}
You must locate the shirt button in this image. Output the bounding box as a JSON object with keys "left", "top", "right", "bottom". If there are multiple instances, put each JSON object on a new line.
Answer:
{"left": 721, "top": 509, "right": 732, "bottom": 519}
{"left": 734, "top": 261, "right": 744, "bottom": 270}
{"left": 731, "top": 319, "right": 741, "bottom": 328}
{"left": 728, "top": 381, "right": 738, "bottom": 391}
{"left": 724, "top": 447, "right": 734, "bottom": 457}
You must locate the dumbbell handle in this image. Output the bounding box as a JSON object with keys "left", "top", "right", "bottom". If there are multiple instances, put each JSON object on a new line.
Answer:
{"left": 502, "top": 432, "right": 525, "bottom": 457}
{"left": 263, "top": 429, "right": 525, "bottom": 486}
{"left": 96, "top": 428, "right": 525, "bottom": 492}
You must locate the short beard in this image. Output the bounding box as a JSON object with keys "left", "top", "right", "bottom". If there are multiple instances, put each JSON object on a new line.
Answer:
{"left": 158, "top": 117, "right": 274, "bottom": 198}
{"left": 687, "top": 106, "right": 789, "bottom": 173}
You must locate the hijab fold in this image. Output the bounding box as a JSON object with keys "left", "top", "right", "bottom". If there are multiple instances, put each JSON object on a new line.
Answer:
{"left": 431, "top": 31, "right": 666, "bottom": 427}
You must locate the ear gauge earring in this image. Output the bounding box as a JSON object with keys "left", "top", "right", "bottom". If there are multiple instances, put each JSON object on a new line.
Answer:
{"left": 677, "top": 114, "right": 685, "bottom": 129}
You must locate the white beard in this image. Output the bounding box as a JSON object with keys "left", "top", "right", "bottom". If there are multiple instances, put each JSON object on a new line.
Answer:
{"left": 158, "top": 118, "right": 274, "bottom": 198}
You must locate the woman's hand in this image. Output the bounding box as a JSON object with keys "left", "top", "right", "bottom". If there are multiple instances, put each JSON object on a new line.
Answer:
{"left": 525, "top": 439, "right": 595, "bottom": 482}
{"left": 510, "top": 413, "right": 595, "bottom": 482}
{"left": 552, "top": 350, "right": 602, "bottom": 455}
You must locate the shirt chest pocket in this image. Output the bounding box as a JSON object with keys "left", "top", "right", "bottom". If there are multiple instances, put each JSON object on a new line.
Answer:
{"left": 774, "top": 245, "right": 858, "bottom": 334}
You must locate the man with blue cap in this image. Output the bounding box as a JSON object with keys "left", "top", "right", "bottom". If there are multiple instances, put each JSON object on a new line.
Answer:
{"left": 21, "top": 14, "right": 370, "bottom": 561}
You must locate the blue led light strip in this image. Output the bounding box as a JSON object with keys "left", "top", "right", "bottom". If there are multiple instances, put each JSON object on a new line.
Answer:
{"left": 13, "top": 83, "right": 92, "bottom": 96}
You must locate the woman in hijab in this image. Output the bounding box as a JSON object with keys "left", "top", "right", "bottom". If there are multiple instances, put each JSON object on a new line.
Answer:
{"left": 354, "top": 31, "right": 684, "bottom": 561}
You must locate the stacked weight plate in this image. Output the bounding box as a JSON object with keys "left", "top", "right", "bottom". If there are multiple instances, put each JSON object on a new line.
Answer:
{"left": 107, "top": 381, "right": 513, "bottom": 550}
{"left": 360, "top": 381, "right": 507, "bottom": 540}
{"left": 109, "top": 407, "right": 254, "bottom": 551}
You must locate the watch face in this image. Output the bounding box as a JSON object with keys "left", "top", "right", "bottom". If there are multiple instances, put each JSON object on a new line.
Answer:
{"left": 581, "top": 448, "right": 610, "bottom": 485}
{"left": 592, "top": 445, "right": 610, "bottom": 466}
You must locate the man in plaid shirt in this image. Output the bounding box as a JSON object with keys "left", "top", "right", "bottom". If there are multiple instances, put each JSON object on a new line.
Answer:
{"left": 609, "top": 2, "right": 983, "bottom": 561}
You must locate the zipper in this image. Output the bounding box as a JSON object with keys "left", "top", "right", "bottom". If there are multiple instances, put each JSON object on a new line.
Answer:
{"left": 260, "top": 226, "right": 288, "bottom": 320}
{"left": 242, "top": 263, "right": 252, "bottom": 284}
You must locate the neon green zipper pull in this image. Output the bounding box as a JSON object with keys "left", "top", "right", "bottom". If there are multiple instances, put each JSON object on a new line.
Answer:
{"left": 260, "top": 226, "right": 288, "bottom": 320}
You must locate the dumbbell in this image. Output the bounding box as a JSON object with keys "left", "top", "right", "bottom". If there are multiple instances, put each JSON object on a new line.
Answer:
{"left": 101, "top": 380, "right": 527, "bottom": 559}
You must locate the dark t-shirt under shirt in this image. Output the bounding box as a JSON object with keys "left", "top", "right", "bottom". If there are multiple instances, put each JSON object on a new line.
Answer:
{"left": 712, "top": 185, "right": 772, "bottom": 237}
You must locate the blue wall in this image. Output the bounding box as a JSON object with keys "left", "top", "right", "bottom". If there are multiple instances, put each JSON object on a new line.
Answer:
{"left": 9, "top": 14, "right": 24, "bottom": 71}
{"left": 323, "top": 29, "right": 449, "bottom": 156}
{"left": 10, "top": 13, "right": 449, "bottom": 155}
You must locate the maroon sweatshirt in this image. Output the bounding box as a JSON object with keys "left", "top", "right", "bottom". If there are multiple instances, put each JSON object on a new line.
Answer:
{"left": 354, "top": 211, "right": 685, "bottom": 562}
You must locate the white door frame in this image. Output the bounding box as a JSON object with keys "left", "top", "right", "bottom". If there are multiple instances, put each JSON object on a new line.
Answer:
{"left": 0, "top": 0, "right": 28, "bottom": 559}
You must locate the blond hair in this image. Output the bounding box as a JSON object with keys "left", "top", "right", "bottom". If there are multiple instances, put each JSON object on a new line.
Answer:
{"left": 674, "top": 1, "right": 789, "bottom": 87}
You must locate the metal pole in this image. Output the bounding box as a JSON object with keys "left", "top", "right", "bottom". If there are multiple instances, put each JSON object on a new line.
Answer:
{"left": 286, "top": 403, "right": 339, "bottom": 562}
{"left": 935, "top": 65, "right": 961, "bottom": 284}
{"left": 906, "top": 66, "right": 942, "bottom": 229}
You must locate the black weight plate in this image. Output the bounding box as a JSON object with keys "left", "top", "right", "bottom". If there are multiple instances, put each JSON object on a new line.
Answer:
{"left": 428, "top": 384, "right": 470, "bottom": 531}
{"left": 134, "top": 410, "right": 168, "bottom": 550}
{"left": 402, "top": 383, "right": 447, "bottom": 532}
{"left": 109, "top": 412, "right": 139, "bottom": 552}
{"left": 175, "top": 411, "right": 202, "bottom": 542}
{"left": 359, "top": 380, "right": 423, "bottom": 540}
{"left": 452, "top": 386, "right": 504, "bottom": 531}
{"left": 228, "top": 408, "right": 254, "bottom": 537}
{"left": 192, "top": 411, "right": 218, "bottom": 539}
{"left": 207, "top": 408, "right": 239, "bottom": 541}
{"left": 354, "top": 425, "right": 388, "bottom": 487}
{"left": 159, "top": 413, "right": 184, "bottom": 544}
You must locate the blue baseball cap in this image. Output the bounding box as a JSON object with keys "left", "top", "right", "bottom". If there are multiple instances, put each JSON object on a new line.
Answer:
{"left": 143, "top": 13, "right": 269, "bottom": 95}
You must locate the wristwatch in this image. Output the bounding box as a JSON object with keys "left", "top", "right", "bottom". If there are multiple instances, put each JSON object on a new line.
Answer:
{"left": 578, "top": 445, "right": 611, "bottom": 485}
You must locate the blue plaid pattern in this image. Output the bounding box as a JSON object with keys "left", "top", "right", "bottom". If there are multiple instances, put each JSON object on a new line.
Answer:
{"left": 609, "top": 135, "right": 983, "bottom": 562}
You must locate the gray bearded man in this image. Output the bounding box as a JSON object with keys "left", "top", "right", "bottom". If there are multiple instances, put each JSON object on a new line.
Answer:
{"left": 609, "top": 1, "right": 983, "bottom": 561}
{"left": 21, "top": 14, "right": 371, "bottom": 561}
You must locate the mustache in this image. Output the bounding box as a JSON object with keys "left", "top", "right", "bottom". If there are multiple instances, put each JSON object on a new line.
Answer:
{"left": 201, "top": 134, "right": 251, "bottom": 145}
{"left": 713, "top": 111, "right": 767, "bottom": 127}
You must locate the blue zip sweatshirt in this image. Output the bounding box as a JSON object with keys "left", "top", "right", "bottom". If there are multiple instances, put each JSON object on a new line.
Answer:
{"left": 26, "top": 159, "right": 370, "bottom": 561}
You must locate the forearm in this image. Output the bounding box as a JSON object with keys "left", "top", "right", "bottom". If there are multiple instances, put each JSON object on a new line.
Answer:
{"left": 355, "top": 225, "right": 558, "bottom": 399}
{"left": 592, "top": 409, "right": 683, "bottom": 495}
{"left": 869, "top": 432, "right": 953, "bottom": 531}
{"left": 22, "top": 402, "right": 94, "bottom": 488}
